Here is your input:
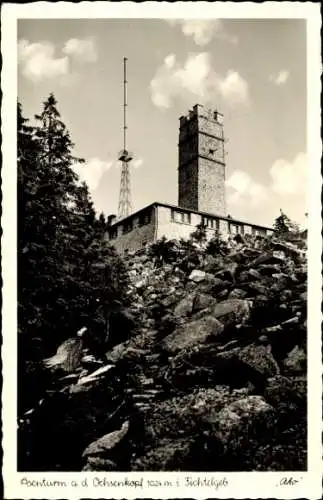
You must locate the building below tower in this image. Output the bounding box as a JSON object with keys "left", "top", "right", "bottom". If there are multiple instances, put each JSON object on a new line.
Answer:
{"left": 106, "top": 202, "right": 273, "bottom": 255}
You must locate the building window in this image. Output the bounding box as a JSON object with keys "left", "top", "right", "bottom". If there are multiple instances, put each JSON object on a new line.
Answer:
{"left": 123, "top": 220, "right": 133, "bottom": 234}
{"left": 203, "top": 217, "right": 219, "bottom": 230}
{"left": 230, "top": 223, "right": 244, "bottom": 235}
{"left": 110, "top": 229, "right": 118, "bottom": 240}
{"left": 251, "top": 227, "right": 265, "bottom": 236}
{"left": 229, "top": 224, "right": 236, "bottom": 235}
{"left": 139, "top": 210, "right": 152, "bottom": 226}
{"left": 171, "top": 209, "right": 191, "bottom": 224}
{"left": 183, "top": 212, "right": 191, "bottom": 224}
{"left": 209, "top": 148, "right": 215, "bottom": 155}
{"left": 230, "top": 223, "right": 243, "bottom": 235}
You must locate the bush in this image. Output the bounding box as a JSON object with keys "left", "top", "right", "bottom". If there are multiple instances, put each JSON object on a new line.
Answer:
{"left": 206, "top": 233, "right": 229, "bottom": 256}
{"left": 148, "top": 237, "right": 178, "bottom": 267}
{"left": 190, "top": 223, "right": 207, "bottom": 243}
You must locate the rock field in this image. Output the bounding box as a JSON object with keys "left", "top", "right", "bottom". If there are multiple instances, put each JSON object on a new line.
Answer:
{"left": 18, "top": 232, "right": 307, "bottom": 472}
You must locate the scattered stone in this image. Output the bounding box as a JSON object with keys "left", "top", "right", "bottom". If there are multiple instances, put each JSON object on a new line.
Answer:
{"left": 82, "top": 421, "right": 129, "bottom": 458}
{"left": 206, "top": 396, "right": 277, "bottom": 447}
{"left": 264, "top": 375, "right": 306, "bottom": 412}
{"left": 77, "top": 365, "right": 114, "bottom": 386}
{"left": 85, "top": 457, "right": 117, "bottom": 471}
{"left": 162, "top": 316, "right": 224, "bottom": 354}
{"left": 192, "top": 293, "right": 217, "bottom": 312}
{"left": 210, "top": 299, "right": 250, "bottom": 327}
{"left": 228, "top": 288, "right": 248, "bottom": 300}
{"left": 238, "top": 344, "right": 280, "bottom": 380}
{"left": 188, "top": 269, "right": 206, "bottom": 282}
{"left": 283, "top": 346, "right": 306, "bottom": 374}
{"left": 173, "top": 294, "right": 195, "bottom": 318}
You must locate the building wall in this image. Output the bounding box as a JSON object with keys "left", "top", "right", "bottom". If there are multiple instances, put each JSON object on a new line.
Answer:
{"left": 106, "top": 206, "right": 156, "bottom": 254}
{"left": 106, "top": 203, "right": 274, "bottom": 255}
{"left": 156, "top": 205, "right": 272, "bottom": 242}
{"left": 156, "top": 205, "right": 202, "bottom": 241}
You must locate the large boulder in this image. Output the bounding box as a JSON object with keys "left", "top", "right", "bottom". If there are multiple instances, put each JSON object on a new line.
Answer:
{"left": 173, "top": 293, "right": 195, "bottom": 318}
{"left": 162, "top": 315, "right": 224, "bottom": 354}
{"left": 283, "top": 345, "right": 307, "bottom": 375}
{"left": 204, "top": 396, "right": 277, "bottom": 463}
{"left": 82, "top": 421, "right": 129, "bottom": 458}
{"left": 264, "top": 375, "right": 306, "bottom": 412}
{"left": 143, "top": 387, "right": 233, "bottom": 444}
{"left": 209, "top": 343, "right": 280, "bottom": 390}
{"left": 210, "top": 299, "right": 251, "bottom": 328}
{"left": 192, "top": 293, "right": 217, "bottom": 313}
{"left": 188, "top": 269, "right": 207, "bottom": 282}
{"left": 237, "top": 344, "right": 280, "bottom": 380}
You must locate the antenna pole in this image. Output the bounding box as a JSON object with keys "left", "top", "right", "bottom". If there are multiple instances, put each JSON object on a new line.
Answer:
{"left": 123, "top": 57, "right": 127, "bottom": 151}
{"left": 118, "top": 57, "right": 133, "bottom": 219}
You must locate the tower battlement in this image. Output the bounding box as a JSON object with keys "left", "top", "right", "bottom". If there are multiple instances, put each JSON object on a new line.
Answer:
{"left": 179, "top": 104, "right": 223, "bottom": 127}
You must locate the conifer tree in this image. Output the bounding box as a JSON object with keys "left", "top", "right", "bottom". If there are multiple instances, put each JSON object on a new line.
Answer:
{"left": 274, "top": 209, "right": 300, "bottom": 237}
{"left": 18, "top": 95, "right": 85, "bottom": 354}
{"left": 18, "top": 95, "right": 130, "bottom": 361}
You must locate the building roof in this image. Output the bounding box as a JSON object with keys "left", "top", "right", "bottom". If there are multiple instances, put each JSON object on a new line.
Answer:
{"left": 108, "top": 201, "right": 274, "bottom": 231}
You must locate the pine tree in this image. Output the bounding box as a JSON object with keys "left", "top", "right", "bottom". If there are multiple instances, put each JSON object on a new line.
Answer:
{"left": 274, "top": 209, "right": 290, "bottom": 235}
{"left": 18, "top": 95, "right": 130, "bottom": 361}
{"left": 18, "top": 95, "right": 87, "bottom": 353}
{"left": 274, "top": 209, "right": 300, "bottom": 237}
{"left": 18, "top": 102, "right": 44, "bottom": 356}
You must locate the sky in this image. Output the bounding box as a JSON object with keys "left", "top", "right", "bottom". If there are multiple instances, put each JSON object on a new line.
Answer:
{"left": 17, "top": 18, "right": 307, "bottom": 228}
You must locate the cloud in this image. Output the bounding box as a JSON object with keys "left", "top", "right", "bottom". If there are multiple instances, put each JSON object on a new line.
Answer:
{"left": 167, "top": 19, "right": 238, "bottom": 46}
{"left": 73, "top": 158, "right": 113, "bottom": 192}
{"left": 217, "top": 70, "right": 250, "bottom": 104}
{"left": 150, "top": 53, "right": 249, "bottom": 109}
{"left": 226, "top": 170, "right": 268, "bottom": 208}
{"left": 18, "top": 39, "right": 69, "bottom": 83}
{"left": 270, "top": 152, "right": 307, "bottom": 196}
{"left": 132, "top": 158, "right": 143, "bottom": 169}
{"left": 269, "top": 70, "right": 290, "bottom": 86}
{"left": 62, "top": 37, "right": 97, "bottom": 63}
{"left": 226, "top": 152, "right": 308, "bottom": 226}
{"left": 18, "top": 37, "right": 98, "bottom": 84}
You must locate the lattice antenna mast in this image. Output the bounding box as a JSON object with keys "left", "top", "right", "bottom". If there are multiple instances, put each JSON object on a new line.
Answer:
{"left": 118, "top": 57, "right": 133, "bottom": 219}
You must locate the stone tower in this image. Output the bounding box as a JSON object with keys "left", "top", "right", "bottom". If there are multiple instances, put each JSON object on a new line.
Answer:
{"left": 178, "top": 104, "right": 226, "bottom": 216}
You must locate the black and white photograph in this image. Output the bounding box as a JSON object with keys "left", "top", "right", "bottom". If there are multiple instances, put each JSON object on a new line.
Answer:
{"left": 1, "top": 2, "right": 322, "bottom": 499}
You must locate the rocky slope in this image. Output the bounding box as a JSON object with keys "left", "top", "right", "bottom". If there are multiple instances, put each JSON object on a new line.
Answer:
{"left": 18, "top": 232, "right": 307, "bottom": 472}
